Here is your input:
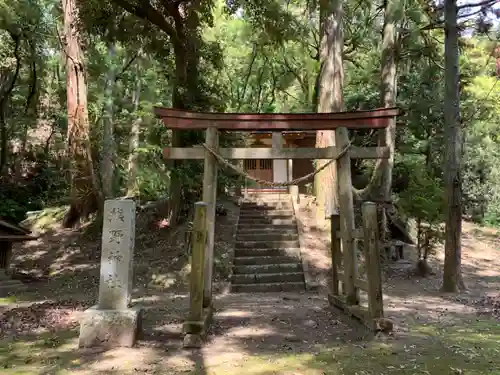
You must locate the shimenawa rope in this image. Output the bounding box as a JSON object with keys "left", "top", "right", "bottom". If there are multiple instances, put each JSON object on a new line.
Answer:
{"left": 201, "top": 141, "right": 352, "bottom": 187}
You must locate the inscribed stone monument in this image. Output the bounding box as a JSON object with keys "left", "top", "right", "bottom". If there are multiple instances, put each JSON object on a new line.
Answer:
{"left": 78, "top": 199, "right": 142, "bottom": 348}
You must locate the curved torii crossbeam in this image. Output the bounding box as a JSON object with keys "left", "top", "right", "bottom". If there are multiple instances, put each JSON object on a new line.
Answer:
{"left": 154, "top": 106, "right": 401, "bottom": 130}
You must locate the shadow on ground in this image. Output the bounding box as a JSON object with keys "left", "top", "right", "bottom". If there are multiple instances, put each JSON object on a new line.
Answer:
{"left": 2, "top": 199, "right": 500, "bottom": 374}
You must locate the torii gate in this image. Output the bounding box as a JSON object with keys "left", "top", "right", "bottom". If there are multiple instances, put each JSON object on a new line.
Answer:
{"left": 155, "top": 107, "right": 400, "bottom": 342}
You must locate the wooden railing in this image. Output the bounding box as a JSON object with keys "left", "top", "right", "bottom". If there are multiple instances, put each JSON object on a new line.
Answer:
{"left": 329, "top": 202, "right": 384, "bottom": 331}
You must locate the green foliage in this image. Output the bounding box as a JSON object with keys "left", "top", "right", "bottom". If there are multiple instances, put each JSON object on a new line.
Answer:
{"left": 398, "top": 163, "right": 444, "bottom": 225}
{"left": 0, "top": 0, "right": 497, "bottom": 232}
{"left": 397, "top": 160, "right": 445, "bottom": 259}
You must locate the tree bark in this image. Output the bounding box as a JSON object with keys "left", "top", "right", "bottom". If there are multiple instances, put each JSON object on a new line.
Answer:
{"left": 0, "top": 33, "right": 21, "bottom": 176}
{"left": 126, "top": 54, "right": 142, "bottom": 197}
{"left": 61, "top": 0, "right": 101, "bottom": 228}
{"left": 355, "top": 0, "right": 397, "bottom": 203}
{"left": 442, "top": 0, "right": 466, "bottom": 292}
{"left": 168, "top": 4, "right": 202, "bottom": 226}
{"left": 101, "top": 41, "right": 117, "bottom": 199}
{"left": 109, "top": 0, "right": 204, "bottom": 226}
{"left": 314, "top": 0, "right": 343, "bottom": 219}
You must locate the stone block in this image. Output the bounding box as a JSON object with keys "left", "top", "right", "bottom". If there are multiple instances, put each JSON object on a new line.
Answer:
{"left": 182, "top": 306, "right": 213, "bottom": 348}
{"left": 78, "top": 305, "right": 142, "bottom": 348}
{"left": 98, "top": 199, "right": 136, "bottom": 310}
{"left": 183, "top": 334, "right": 203, "bottom": 348}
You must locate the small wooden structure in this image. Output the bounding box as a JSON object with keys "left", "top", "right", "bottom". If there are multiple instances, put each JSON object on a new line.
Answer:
{"left": 0, "top": 219, "right": 37, "bottom": 295}
{"left": 329, "top": 204, "right": 384, "bottom": 330}
{"left": 156, "top": 106, "right": 401, "bottom": 333}
{"left": 0, "top": 219, "right": 35, "bottom": 272}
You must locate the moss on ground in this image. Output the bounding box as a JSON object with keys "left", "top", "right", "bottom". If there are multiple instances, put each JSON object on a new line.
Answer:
{"left": 0, "top": 319, "right": 499, "bottom": 374}
{"left": 21, "top": 206, "right": 68, "bottom": 233}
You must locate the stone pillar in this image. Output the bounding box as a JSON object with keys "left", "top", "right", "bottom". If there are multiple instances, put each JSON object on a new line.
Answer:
{"left": 78, "top": 199, "right": 142, "bottom": 348}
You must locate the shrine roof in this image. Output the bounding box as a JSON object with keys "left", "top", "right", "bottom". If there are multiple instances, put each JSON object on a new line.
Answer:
{"left": 0, "top": 219, "right": 36, "bottom": 242}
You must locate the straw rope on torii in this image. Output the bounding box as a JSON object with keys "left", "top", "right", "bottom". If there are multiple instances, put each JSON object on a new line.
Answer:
{"left": 201, "top": 140, "right": 352, "bottom": 187}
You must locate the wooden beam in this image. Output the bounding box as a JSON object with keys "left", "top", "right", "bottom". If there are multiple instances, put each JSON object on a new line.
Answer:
{"left": 188, "top": 202, "right": 207, "bottom": 324}
{"left": 336, "top": 126, "right": 359, "bottom": 306}
{"left": 0, "top": 235, "right": 38, "bottom": 242}
{"left": 334, "top": 227, "right": 364, "bottom": 240}
{"left": 328, "top": 294, "right": 374, "bottom": 331}
{"left": 330, "top": 214, "right": 342, "bottom": 296}
{"left": 155, "top": 107, "right": 401, "bottom": 131}
{"left": 337, "top": 272, "right": 368, "bottom": 291}
{"left": 163, "top": 146, "right": 390, "bottom": 160}
{"left": 203, "top": 127, "right": 218, "bottom": 308}
{"left": 362, "top": 202, "right": 384, "bottom": 321}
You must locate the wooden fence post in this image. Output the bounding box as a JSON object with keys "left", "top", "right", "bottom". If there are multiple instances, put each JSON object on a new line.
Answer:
{"left": 202, "top": 127, "right": 218, "bottom": 308}
{"left": 330, "top": 213, "right": 341, "bottom": 295}
{"left": 189, "top": 202, "right": 207, "bottom": 323}
{"left": 336, "top": 126, "right": 359, "bottom": 305}
{"left": 362, "top": 202, "right": 384, "bottom": 326}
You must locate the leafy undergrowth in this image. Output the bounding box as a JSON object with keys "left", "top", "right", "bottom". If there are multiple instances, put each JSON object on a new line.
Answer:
{"left": 21, "top": 206, "right": 69, "bottom": 234}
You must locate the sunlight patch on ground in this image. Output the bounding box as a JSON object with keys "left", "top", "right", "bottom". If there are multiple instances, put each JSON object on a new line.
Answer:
{"left": 21, "top": 206, "right": 68, "bottom": 233}
{"left": 16, "top": 249, "right": 48, "bottom": 262}
{"left": 216, "top": 309, "right": 256, "bottom": 318}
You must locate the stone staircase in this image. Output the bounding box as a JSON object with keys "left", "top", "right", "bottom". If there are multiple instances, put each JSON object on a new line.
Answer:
{"left": 231, "top": 193, "right": 306, "bottom": 293}
{"left": 0, "top": 271, "right": 27, "bottom": 297}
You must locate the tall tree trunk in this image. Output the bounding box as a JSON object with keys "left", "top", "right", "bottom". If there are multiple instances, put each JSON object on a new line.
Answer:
{"left": 355, "top": 0, "right": 397, "bottom": 204}
{"left": 0, "top": 33, "right": 21, "bottom": 176}
{"left": 126, "top": 54, "right": 142, "bottom": 198}
{"left": 442, "top": 0, "right": 465, "bottom": 292}
{"left": 168, "top": 5, "right": 202, "bottom": 226}
{"left": 101, "top": 42, "right": 117, "bottom": 199}
{"left": 0, "top": 108, "right": 8, "bottom": 176}
{"left": 61, "top": 0, "right": 101, "bottom": 228}
{"left": 314, "top": 0, "right": 343, "bottom": 219}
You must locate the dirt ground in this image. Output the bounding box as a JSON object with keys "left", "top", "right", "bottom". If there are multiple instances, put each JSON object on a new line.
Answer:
{"left": 1, "top": 196, "right": 500, "bottom": 374}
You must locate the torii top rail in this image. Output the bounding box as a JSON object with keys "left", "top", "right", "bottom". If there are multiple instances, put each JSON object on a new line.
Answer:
{"left": 156, "top": 107, "right": 401, "bottom": 161}
{"left": 155, "top": 106, "right": 401, "bottom": 332}
{"left": 154, "top": 107, "right": 400, "bottom": 130}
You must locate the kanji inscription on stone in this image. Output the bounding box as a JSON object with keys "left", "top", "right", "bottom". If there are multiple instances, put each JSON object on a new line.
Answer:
{"left": 98, "top": 199, "right": 136, "bottom": 310}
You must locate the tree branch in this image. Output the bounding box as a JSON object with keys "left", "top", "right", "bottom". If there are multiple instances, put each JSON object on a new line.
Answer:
{"left": 457, "top": 0, "right": 497, "bottom": 10}
{"left": 109, "top": 0, "right": 179, "bottom": 44}
{"left": 25, "top": 37, "right": 38, "bottom": 115}
{"left": 0, "top": 32, "right": 21, "bottom": 105}
{"left": 114, "top": 52, "right": 139, "bottom": 82}
{"left": 237, "top": 43, "right": 257, "bottom": 111}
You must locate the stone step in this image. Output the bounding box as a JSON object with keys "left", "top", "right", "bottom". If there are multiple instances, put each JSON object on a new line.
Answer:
{"left": 241, "top": 200, "right": 291, "bottom": 206}
{"left": 233, "top": 263, "right": 303, "bottom": 274}
{"left": 234, "top": 247, "right": 300, "bottom": 257}
{"left": 236, "top": 233, "right": 299, "bottom": 242}
{"left": 237, "top": 218, "right": 296, "bottom": 225}
{"left": 243, "top": 193, "right": 290, "bottom": 198}
{"left": 231, "top": 272, "right": 304, "bottom": 284}
{"left": 236, "top": 227, "right": 297, "bottom": 235}
{"left": 0, "top": 280, "right": 27, "bottom": 296}
{"left": 235, "top": 240, "right": 300, "bottom": 249}
{"left": 230, "top": 282, "right": 305, "bottom": 293}
{"left": 0, "top": 279, "right": 26, "bottom": 286}
{"left": 237, "top": 224, "right": 297, "bottom": 231}
{"left": 239, "top": 210, "right": 294, "bottom": 218}
{"left": 240, "top": 203, "right": 292, "bottom": 210}
{"left": 233, "top": 255, "right": 300, "bottom": 265}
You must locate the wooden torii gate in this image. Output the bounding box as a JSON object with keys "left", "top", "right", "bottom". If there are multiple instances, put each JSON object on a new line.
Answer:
{"left": 155, "top": 107, "right": 400, "bottom": 342}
